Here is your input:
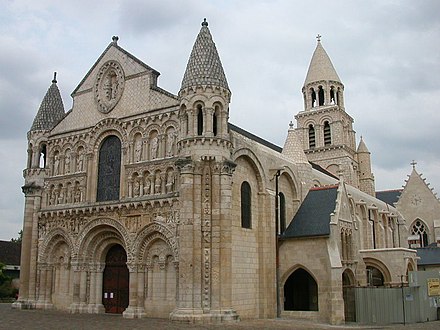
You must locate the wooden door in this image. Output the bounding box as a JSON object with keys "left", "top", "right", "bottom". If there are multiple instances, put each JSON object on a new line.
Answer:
{"left": 102, "top": 245, "right": 129, "bottom": 314}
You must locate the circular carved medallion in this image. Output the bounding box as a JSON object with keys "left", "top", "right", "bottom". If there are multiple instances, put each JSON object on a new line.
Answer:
{"left": 94, "top": 61, "right": 125, "bottom": 113}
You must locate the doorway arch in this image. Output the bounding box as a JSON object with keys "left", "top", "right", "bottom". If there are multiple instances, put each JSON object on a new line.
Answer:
{"left": 102, "top": 244, "right": 129, "bottom": 313}
{"left": 342, "top": 269, "right": 356, "bottom": 322}
{"left": 284, "top": 268, "right": 318, "bottom": 311}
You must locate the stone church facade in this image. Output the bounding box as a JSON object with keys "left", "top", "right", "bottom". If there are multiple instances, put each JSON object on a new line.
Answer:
{"left": 15, "top": 20, "right": 419, "bottom": 324}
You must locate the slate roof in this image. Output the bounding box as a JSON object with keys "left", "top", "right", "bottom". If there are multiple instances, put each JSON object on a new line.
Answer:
{"left": 416, "top": 245, "right": 440, "bottom": 266}
{"left": 375, "top": 189, "right": 402, "bottom": 206}
{"left": 0, "top": 241, "right": 21, "bottom": 266}
{"left": 310, "top": 162, "right": 339, "bottom": 180}
{"left": 304, "top": 40, "right": 341, "bottom": 86}
{"left": 282, "top": 185, "right": 338, "bottom": 238}
{"left": 181, "top": 19, "right": 229, "bottom": 91}
{"left": 229, "top": 123, "right": 282, "bottom": 152}
{"left": 30, "top": 76, "right": 65, "bottom": 131}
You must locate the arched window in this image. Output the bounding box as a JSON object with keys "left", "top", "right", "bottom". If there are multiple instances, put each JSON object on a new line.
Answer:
{"left": 39, "top": 143, "right": 47, "bottom": 168}
{"left": 411, "top": 220, "right": 429, "bottom": 247}
{"left": 366, "top": 266, "right": 384, "bottom": 286}
{"left": 279, "top": 192, "right": 286, "bottom": 233}
{"left": 308, "top": 124, "right": 316, "bottom": 149}
{"left": 330, "top": 87, "right": 336, "bottom": 105}
{"left": 97, "top": 135, "right": 121, "bottom": 202}
{"left": 284, "top": 268, "right": 318, "bottom": 311}
{"left": 311, "top": 88, "right": 316, "bottom": 107}
{"left": 323, "top": 121, "right": 331, "bottom": 146}
{"left": 318, "top": 86, "right": 325, "bottom": 106}
{"left": 241, "top": 181, "right": 252, "bottom": 228}
{"left": 197, "top": 105, "right": 203, "bottom": 136}
{"left": 213, "top": 106, "right": 218, "bottom": 136}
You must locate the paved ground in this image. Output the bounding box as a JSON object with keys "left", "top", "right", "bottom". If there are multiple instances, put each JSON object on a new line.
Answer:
{"left": 1, "top": 303, "right": 440, "bottom": 329}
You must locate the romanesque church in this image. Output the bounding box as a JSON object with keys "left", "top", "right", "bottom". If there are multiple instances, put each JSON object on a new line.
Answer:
{"left": 15, "top": 19, "right": 427, "bottom": 324}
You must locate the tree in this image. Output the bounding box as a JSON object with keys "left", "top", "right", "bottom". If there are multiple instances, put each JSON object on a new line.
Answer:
{"left": 0, "top": 262, "right": 14, "bottom": 298}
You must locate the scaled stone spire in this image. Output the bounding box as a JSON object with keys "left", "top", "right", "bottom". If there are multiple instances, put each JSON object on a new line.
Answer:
{"left": 30, "top": 73, "right": 65, "bottom": 131}
{"left": 304, "top": 38, "right": 341, "bottom": 86}
{"left": 180, "top": 18, "right": 229, "bottom": 92}
{"left": 282, "top": 122, "right": 309, "bottom": 163}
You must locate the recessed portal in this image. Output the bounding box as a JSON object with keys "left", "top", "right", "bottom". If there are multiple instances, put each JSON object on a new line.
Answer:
{"left": 102, "top": 244, "right": 129, "bottom": 313}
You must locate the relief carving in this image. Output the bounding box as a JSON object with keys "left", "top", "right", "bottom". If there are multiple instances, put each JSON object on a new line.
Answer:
{"left": 94, "top": 61, "right": 125, "bottom": 114}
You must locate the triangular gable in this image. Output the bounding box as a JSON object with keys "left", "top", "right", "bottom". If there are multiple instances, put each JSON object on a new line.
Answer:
{"left": 51, "top": 39, "right": 179, "bottom": 135}
{"left": 72, "top": 40, "right": 160, "bottom": 96}
{"left": 332, "top": 182, "right": 353, "bottom": 224}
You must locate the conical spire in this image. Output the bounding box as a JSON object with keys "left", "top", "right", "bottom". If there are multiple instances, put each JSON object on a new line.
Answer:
{"left": 30, "top": 72, "right": 65, "bottom": 131}
{"left": 282, "top": 122, "right": 309, "bottom": 163}
{"left": 357, "top": 136, "right": 370, "bottom": 153}
{"left": 304, "top": 37, "right": 341, "bottom": 86}
{"left": 180, "top": 19, "right": 229, "bottom": 91}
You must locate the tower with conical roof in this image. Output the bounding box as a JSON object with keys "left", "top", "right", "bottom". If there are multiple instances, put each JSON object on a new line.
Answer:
{"left": 171, "top": 19, "right": 239, "bottom": 323}
{"left": 177, "top": 18, "right": 232, "bottom": 161}
{"left": 19, "top": 73, "right": 65, "bottom": 308}
{"left": 295, "top": 37, "right": 359, "bottom": 188}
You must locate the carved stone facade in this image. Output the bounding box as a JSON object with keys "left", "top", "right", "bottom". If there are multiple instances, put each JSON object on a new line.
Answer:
{"left": 15, "top": 22, "right": 418, "bottom": 325}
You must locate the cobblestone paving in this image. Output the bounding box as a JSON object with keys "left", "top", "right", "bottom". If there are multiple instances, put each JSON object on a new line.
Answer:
{"left": 1, "top": 304, "right": 440, "bottom": 330}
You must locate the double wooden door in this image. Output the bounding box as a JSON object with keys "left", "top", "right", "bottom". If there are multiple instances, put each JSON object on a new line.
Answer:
{"left": 102, "top": 244, "right": 129, "bottom": 314}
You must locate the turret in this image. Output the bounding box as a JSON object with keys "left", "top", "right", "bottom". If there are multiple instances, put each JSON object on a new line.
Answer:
{"left": 357, "top": 137, "right": 375, "bottom": 196}
{"left": 16, "top": 73, "right": 65, "bottom": 309}
{"left": 178, "top": 18, "right": 232, "bottom": 161}
{"left": 26, "top": 73, "right": 65, "bottom": 173}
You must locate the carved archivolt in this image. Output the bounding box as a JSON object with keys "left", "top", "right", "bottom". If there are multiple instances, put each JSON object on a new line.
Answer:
{"left": 38, "top": 228, "right": 74, "bottom": 263}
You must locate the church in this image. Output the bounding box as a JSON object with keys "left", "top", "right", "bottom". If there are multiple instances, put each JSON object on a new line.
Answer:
{"left": 15, "top": 19, "right": 420, "bottom": 324}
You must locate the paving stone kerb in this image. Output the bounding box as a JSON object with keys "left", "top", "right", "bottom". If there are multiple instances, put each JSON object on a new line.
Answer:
{"left": 2, "top": 304, "right": 440, "bottom": 330}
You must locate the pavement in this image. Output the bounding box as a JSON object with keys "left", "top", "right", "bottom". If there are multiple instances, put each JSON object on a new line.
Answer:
{"left": 1, "top": 303, "right": 440, "bottom": 329}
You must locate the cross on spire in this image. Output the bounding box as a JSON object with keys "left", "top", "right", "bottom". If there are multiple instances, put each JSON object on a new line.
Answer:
{"left": 410, "top": 160, "right": 417, "bottom": 169}
{"left": 316, "top": 34, "right": 322, "bottom": 42}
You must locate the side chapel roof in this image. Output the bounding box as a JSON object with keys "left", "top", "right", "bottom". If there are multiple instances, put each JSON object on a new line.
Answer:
{"left": 181, "top": 19, "right": 229, "bottom": 91}
{"left": 304, "top": 38, "right": 341, "bottom": 86}
{"left": 30, "top": 74, "right": 65, "bottom": 131}
{"left": 282, "top": 185, "right": 338, "bottom": 238}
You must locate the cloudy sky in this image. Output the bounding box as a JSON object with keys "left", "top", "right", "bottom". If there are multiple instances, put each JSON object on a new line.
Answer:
{"left": 1, "top": 0, "right": 439, "bottom": 240}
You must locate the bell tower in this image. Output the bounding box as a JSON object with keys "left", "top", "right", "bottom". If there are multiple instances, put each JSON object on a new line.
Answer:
{"left": 295, "top": 36, "right": 359, "bottom": 187}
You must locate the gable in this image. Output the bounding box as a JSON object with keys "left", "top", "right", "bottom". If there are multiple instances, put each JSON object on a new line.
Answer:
{"left": 51, "top": 41, "right": 179, "bottom": 135}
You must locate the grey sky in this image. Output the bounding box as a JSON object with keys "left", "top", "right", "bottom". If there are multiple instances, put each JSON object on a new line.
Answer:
{"left": 1, "top": 0, "right": 439, "bottom": 240}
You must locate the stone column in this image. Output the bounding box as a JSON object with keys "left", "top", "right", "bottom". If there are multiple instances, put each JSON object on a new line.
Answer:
{"left": 205, "top": 108, "right": 213, "bottom": 137}
{"left": 136, "top": 266, "right": 146, "bottom": 317}
{"left": 44, "top": 266, "right": 54, "bottom": 308}
{"left": 94, "top": 263, "right": 105, "bottom": 313}
{"left": 79, "top": 265, "right": 88, "bottom": 312}
{"left": 36, "top": 265, "right": 47, "bottom": 309}
{"left": 69, "top": 261, "right": 81, "bottom": 313}
{"left": 123, "top": 263, "right": 138, "bottom": 318}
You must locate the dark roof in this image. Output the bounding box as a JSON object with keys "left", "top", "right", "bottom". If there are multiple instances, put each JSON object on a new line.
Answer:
{"left": 0, "top": 241, "right": 21, "bottom": 266}
{"left": 375, "top": 189, "right": 402, "bottom": 206}
{"left": 282, "top": 185, "right": 338, "bottom": 239}
{"left": 229, "top": 123, "right": 282, "bottom": 153}
{"left": 416, "top": 245, "right": 440, "bottom": 266}
{"left": 309, "top": 161, "right": 339, "bottom": 180}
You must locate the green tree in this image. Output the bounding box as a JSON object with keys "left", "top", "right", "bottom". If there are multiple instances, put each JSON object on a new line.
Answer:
{"left": 0, "top": 262, "right": 14, "bottom": 298}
